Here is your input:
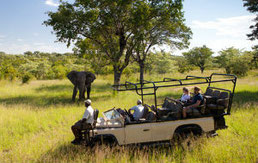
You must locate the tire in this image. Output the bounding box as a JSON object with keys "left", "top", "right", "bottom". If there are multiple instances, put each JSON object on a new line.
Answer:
{"left": 171, "top": 125, "right": 202, "bottom": 146}
{"left": 92, "top": 135, "right": 118, "bottom": 147}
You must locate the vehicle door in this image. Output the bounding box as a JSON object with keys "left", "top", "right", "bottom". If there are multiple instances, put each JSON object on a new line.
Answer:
{"left": 151, "top": 121, "right": 177, "bottom": 141}
{"left": 124, "top": 123, "right": 152, "bottom": 144}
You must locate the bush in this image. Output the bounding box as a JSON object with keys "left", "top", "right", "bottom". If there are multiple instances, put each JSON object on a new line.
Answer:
{"left": 231, "top": 58, "right": 249, "bottom": 77}
{"left": 176, "top": 58, "right": 192, "bottom": 74}
{"left": 22, "top": 73, "right": 33, "bottom": 84}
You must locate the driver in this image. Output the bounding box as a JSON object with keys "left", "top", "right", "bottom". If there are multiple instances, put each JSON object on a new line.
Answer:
{"left": 71, "top": 99, "right": 94, "bottom": 145}
{"left": 129, "top": 99, "right": 144, "bottom": 121}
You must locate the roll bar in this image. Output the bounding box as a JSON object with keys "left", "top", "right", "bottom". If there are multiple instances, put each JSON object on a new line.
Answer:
{"left": 112, "top": 73, "right": 237, "bottom": 115}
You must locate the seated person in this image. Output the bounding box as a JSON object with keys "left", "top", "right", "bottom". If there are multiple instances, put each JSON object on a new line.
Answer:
{"left": 71, "top": 99, "right": 94, "bottom": 145}
{"left": 128, "top": 99, "right": 144, "bottom": 121}
{"left": 182, "top": 86, "right": 203, "bottom": 118}
{"left": 179, "top": 87, "right": 190, "bottom": 103}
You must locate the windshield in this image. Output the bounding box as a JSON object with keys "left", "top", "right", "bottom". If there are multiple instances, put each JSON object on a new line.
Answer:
{"left": 103, "top": 109, "right": 121, "bottom": 120}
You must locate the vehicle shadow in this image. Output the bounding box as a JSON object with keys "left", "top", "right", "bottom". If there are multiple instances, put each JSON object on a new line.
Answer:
{"left": 37, "top": 143, "right": 92, "bottom": 162}
{"left": 37, "top": 142, "right": 183, "bottom": 162}
{"left": 232, "top": 91, "right": 258, "bottom": 107}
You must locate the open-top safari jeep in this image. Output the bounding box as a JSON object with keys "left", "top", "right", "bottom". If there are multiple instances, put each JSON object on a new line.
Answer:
{"left": 81, "top": 73, "right": 237, "bottom": 146}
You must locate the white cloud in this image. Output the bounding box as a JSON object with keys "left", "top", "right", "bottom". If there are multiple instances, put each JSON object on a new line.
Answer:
{"left": 191, "top": 15, "right": 256, "bottom": 38}
{"left": 0, "top": 35, "right": 5, "bottom": 39}
{"left": 17, "top": 38, "right": 24, "bottom": 42}
{"left": 33, "top": 33, "right": 39, "bottom": 37}
{"left": 45, "top": 0, "right": 59, "bottom": 7}
{"left": 33, "top": 42, "right": 45, "bottom": 46}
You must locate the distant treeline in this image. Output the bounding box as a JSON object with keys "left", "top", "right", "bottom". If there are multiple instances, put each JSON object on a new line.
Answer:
{"left": 0, "top": 46, "right": 257, "bottom": 83}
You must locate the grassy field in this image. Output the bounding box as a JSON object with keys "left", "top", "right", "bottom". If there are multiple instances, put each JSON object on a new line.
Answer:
{"left": 0, "top": 70, "right": 257, "bottom": 162}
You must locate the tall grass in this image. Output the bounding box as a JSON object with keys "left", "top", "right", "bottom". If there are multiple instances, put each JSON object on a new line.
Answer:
{"left": 0, "top": 70, "right": 257, "bottom": 162}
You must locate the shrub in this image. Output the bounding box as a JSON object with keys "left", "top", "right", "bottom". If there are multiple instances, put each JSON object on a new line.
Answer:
{"left": 22, "top": 73, "right": 33, "bottom": 84}
{"left": 231, "top": 58, "right": 249, "bottom": 77}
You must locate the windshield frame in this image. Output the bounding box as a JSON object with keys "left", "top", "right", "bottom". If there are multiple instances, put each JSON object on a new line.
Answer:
{"left": 103, "top": 109, "right": 122, "bottom": 121}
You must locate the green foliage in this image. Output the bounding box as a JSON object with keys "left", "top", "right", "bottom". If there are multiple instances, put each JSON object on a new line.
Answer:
{"left": 183, "top": 45, "right": 213, "bottom": 73}
{"left": 243, "top": 0, "right": 258, "bottom": 41}
{"left": 175, "top": 56, "right": 193, "bottom": 74}
{"left": 0, "top": 52, "right": 91, "bottom": 82}
{"left": 22, "top": 73, "right": 33, "bottom": 84}
{"left": 216, "top": 47, "right": 253, "bottom": 76}
{"left": 144, "top": 52, "right": 177, "bottom": 74}
{"left": 44, "top": 0, "right": 191, "bottom": 85}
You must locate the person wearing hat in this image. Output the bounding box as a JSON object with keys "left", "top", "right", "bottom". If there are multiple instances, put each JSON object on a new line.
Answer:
{"left": 128, "top": 99, "right": 145, "bottom": 121}
{"left": 71, "top": 99, "right": 94, "bottom": 145}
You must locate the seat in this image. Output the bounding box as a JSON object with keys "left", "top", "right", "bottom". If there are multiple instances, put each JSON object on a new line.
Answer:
{"left": 82, "top": 109, "right": 99, "bottom": 144}
{"left": 92, "top": 109, "right": 99, "bottom": 128}
{"left": 141, "top": 105, "right": 150, "bottom": 119}
{"left": 212, "top": 90, "right": 220, "bottom": 98}
{"left": 204, "top": 88, "right": 213, "bottom": 96}
{"left": 207, "top": 90, "right": 220, "bottom": 104}
{"left": 207, "top": 92, "right": 229, "bottom": 115}
{"left": 197, "top": 98, "right": 207, "bottom": 115}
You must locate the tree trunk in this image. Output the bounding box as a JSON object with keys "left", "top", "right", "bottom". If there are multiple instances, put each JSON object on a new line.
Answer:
{"left": 113, "top": 66, "right": 122, "bottom": 90}
{"left": 200, "top": 67, "right": 204, "bottom": 73}
{"left": 139, "top": 60, "right": 144, "bottom": 84}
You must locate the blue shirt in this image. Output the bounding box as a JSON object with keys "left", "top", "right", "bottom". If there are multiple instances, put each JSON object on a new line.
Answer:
{"left": 192, "top": 93, "right": 203, "bottom": 105}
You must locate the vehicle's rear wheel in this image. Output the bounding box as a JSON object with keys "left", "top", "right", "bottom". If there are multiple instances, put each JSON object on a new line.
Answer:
{"left": 170, "top": 125, "right": 202, "bottom": 146}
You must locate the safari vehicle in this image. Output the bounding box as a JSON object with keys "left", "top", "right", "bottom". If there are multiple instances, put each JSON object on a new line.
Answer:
{"left": 81, "top": 73, "right": 237, "bottom": 146}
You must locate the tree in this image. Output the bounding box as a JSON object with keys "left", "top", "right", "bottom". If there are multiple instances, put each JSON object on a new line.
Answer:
{"left": 44, "top": 1, "right": 138, "bottom": 86}
{"left": 175, "top": 56, "right": 192, "bottom": 74}
{"left": 216, "top": 47, "right": 241, "bottom": 74}
{"left": 73, "top": 38, "right": 110, "bottom": 75}
{"left": 44, "top": 0, "right": 191, "bottom": 86}
{"left": 130, "top": 0, "right": 191, "bottom": 83}
{"left": 216, "top": 47, "right": 252, "bottom": 76}
{"left": 250, "top": 46, "right": 258, "bottom": 69}
{"left": 183, "top": 45, "right": 213, "bottom": 73}
{"left": 243, "top": 0, "right": 258, "bottom": 41}
{"left": 153, "top": 52, "right": 176, "bottom": 74}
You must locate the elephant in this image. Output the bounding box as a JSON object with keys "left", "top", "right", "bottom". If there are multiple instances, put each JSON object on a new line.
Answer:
{"left": 67, "top": 71, "right": 96, "bottom": 102}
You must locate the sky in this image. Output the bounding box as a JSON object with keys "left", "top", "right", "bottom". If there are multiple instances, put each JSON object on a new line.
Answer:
{"left": 0, "top": 0, "right": 257, "bottom": 55}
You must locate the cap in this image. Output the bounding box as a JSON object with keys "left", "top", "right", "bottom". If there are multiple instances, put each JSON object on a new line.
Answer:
{"left": 85, "top": 99, "right": 91, "bottom": 105}
{"left": 137, "top": 99, "right": 142, "bottom": 104}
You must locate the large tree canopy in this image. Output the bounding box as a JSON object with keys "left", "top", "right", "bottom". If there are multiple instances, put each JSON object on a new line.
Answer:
{"left": 183, "top": 45, "right": 213, "bottom": 73}
{"left": 243, "top": 0, "right": 258, "bottom": 41}
{"left": 131, "top": 1, "right": 191, "bottom": 82}
{"left": 44, "top": 0, "right": 191, "bottom": 86}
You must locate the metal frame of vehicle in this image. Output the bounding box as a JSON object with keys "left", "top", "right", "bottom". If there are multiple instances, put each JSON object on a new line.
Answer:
{"left": 113, "top": 73, "right": 237, "bottom": 115}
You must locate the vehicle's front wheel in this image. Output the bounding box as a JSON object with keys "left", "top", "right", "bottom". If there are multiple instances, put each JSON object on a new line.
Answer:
{"left": 92, "top": 135, "right": 118, "bottom": 147}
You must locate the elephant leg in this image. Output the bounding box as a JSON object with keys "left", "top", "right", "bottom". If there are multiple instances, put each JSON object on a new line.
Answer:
{"left": 86, "top": 86, "right": 91, "bottom": 99}
{"left": 79, "top": 85, "right": 86, "bottom": 101}
{"left": 82, "top": 88, "right": 86, "bottom": 99}
{"left": 72, "top": 86, "right": 78, "bottom": 102}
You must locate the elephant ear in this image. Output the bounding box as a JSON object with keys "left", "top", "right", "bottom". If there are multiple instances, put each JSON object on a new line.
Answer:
{"left": 86, "top": 72, "right": 96, "bottom": 84}
{"left": 67, "top": 71, "right": 78, "bottom": 85}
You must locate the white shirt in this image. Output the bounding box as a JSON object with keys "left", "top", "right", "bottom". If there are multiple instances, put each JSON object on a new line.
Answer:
{"left": 130, "top": 104, "right": 144, "bottom": 120}
{"left": 181, "top": 94, "right": 190, "bottom": 102}
{"left": 82, "top": 105, "right": 94, "bottom": 124}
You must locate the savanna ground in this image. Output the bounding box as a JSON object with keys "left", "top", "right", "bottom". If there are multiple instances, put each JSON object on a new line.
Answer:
{"left": 0, "top": 70, "right": 257, "bottom": 163}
